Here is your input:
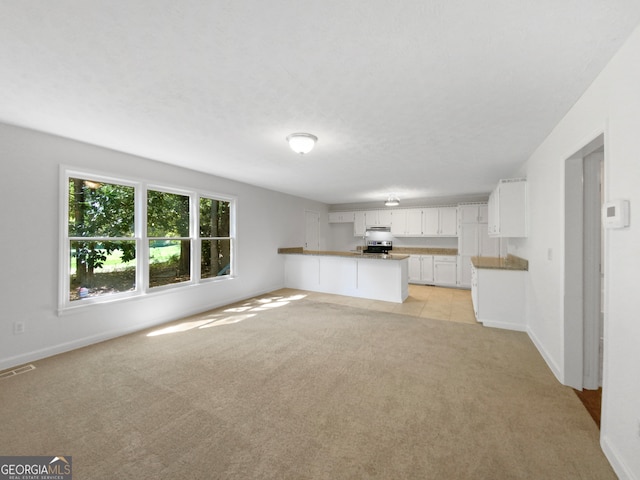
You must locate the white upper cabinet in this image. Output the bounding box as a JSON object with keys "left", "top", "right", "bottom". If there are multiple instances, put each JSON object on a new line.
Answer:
{"left": 365, "top": 210, "right": 392, "bottom": 227}
{"left": 488, "top": 179, "right": 528, "bottom": 237}
{"left": 458, "top": 204, "right": 481, "bottom": 224}
{"left": 391, "top": 209, "right": 423, "bottom": 236}
{"left": 328, "top": 211, "right": 354, "bottom": 223}
{"left": 478, "top": 204, "right": 489, "bottom": 223}
{"left": 406, "top": 209, "right": 423, "bottom": 235}
{"left": 422, "top": 208, "right": 440, "bottom": 235}
{"left": 423, "top": 207, "right": 457, "bottom": 236}
{"left": 390, "top": 209, "right": 407, "bottom": 236}
{"left": 458, "top": 204, "right": 489, "bottom": 224}
{"left": 439, "top": 207, "right": 458, "bottom": 235}
{"left": 354, "top": 211, "right": 366, "bottom": 236}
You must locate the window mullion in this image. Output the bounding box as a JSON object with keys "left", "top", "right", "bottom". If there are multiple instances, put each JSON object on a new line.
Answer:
{"left": 138, "top": 183, "right": 148, "bottom": 293}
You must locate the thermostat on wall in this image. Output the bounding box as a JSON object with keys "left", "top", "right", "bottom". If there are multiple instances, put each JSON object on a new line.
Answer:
{"left": 602, "top": 199, "right": 630, "bottom": 229}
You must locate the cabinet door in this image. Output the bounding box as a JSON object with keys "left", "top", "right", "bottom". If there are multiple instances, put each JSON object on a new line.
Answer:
{"left": 422, "top": 208, "right": 439, "bottom": 236}
{"left": 478, "top": 204, "right": 489, "bottom": 223}
{"left": 488, "top": 189, "right": 500, "bottom": 235}
{"left": 458, "top": 205, "right": 479, "bottom": 224}
{"left": 458, "top": 223, "right": 479, "bottom": 256}
{"left": 364, "top": 210, "right": 378, "bottom": 227}
{"left": 390, "top": 209, "right": 407, "bottom": 236}
{"left": 406, "top": 209, "right": 423, "bottom": 235}
{"left": 377, "top": 209, "right": 392, "bottom": 226}
{"left": 329, "top": 211, "right": 354, "bottom": 223}
{"left": 354, "top": 212, "right": 366, "bottom": 236}
{"left": 422, "top": 255, "right": 434, "bottom": 283}
{"left": 458, "top": 255, "right": 472, "bottom": 288}
{"left": 439, "top": 207, "right": 458, "bottom": 235}
{"left": 434, "top": 261, "right": 457, "bottom": 286}
{"left": 328, "top": 212, "right": 341, "bottom": 223}
{"left": 408, "top": 256, "right": 422, "bottom": 283}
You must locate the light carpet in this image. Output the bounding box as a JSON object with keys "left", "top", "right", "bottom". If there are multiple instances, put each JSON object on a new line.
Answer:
{"left": 0, "top": 291, "right": 614, "bottom": 479}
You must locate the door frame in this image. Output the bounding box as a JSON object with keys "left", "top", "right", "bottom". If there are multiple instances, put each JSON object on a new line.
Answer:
{"left": 564, "top": 133, "right": 604, "bottom": 390}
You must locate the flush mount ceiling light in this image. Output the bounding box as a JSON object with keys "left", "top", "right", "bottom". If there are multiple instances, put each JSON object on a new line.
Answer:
{"left": 385, "top": 195, "right": 400, "bottom": 207}
{"left": 286, "top": 133, "right": 318, "bottom": 155}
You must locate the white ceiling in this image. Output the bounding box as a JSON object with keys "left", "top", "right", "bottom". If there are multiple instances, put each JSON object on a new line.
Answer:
{"left": 1, "top": 1, "right": 640, "bottom": 205}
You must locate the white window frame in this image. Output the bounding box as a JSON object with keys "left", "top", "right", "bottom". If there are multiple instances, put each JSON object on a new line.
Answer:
{"left": 59, "top": 166, "right": 237, "bottom": 313}
{"left": 197, "top": 193, "right": 236, "bottom": 282}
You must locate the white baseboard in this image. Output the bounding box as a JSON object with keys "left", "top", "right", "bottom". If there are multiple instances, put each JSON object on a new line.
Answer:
{"left": 526, "top": 326, "right": 563, "bottom": 384}
{"left": 481, "top": 319, "right": 527, "bottom": 332}
{"left": 601, "top": 434, "right": 637, "bottom": 480}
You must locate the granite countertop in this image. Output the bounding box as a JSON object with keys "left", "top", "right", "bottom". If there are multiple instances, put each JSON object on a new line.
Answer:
{"left": 471, "top": 254, "right": 528, "bottom": 271}
{"left": 278, "top": 247, "right": 409, "bottom": 261}
{"left": 392, "top": 247, "right": 458, "bottom": 256}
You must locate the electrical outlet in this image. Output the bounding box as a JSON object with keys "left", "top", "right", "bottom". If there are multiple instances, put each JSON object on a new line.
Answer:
{"left": 13, "top": 321, "right": 25, "bottom": 335}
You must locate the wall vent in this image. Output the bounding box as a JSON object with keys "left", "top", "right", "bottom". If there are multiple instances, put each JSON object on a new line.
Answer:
{"left": 0, "top": 364, "right": 36, "bottom": 380}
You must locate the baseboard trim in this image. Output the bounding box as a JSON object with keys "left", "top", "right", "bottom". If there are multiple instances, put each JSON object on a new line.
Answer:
{"left": 527, "top": 326, "right": 563, "bottom": 384}
{"left": 481, "top": 319, "right": 527, "bottom": 332}
{"left": 601, "top": 433, "right": 637, "bottom": 480}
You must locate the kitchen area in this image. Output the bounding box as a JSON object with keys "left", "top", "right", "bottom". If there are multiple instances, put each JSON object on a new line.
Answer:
{"left": 280, "top": 178, "right": 530, "bottom": 331}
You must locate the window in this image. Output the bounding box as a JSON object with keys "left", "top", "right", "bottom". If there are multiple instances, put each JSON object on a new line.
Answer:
{"left": 62, "top": 170, "right": 235, "bottom": 309}
{"left": 67, "top": 177, "right": 137, "bottom": 302}
{"left": 199, "top": 197, "right": 232, "bottom": 279}
{"left": 147, "top": 189, "right": 191, "bottom": 288}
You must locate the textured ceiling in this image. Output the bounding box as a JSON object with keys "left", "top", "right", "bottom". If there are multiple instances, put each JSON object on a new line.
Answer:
{"left": 1, "top": 1, "right": 640, "bottom": 205}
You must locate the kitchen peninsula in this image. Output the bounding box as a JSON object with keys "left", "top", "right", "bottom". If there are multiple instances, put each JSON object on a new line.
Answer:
{"left": 278, "top": 247, "right": 409, "bottom": 303}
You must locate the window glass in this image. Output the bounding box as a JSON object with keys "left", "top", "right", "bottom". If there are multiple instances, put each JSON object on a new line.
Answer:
{"left": 147, "top": 190, "right": 191, "bottom": 288}
{"left": 199, "top": 198, "right": 230, "bottom": 237}
{"left": 68, "top": 178, "right": 134, "bottom": 237}
{"left": 69, "top": 240, "right": 136, "bottom": 301}
{"left": 147, "top": 190, "right": 190, "bottom": 237}
{"left": 201, "top": 239, "right": 231, "bottom": 279}
{"left": 200, "top": 197, "right": 232, "bottom": 279}
{"left": 149, "top": 239, "right": 191, "bottom": 287}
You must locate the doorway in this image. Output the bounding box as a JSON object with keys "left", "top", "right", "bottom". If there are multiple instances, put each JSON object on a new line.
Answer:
{"left": 564, "top": 134, "right": 605, "bottom": 399}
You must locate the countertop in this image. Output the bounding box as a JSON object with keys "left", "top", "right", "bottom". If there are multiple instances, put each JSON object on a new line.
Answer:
{"left": 471, "top": 254, "right": 528, "bottom": 271}
{"left": 392, "top": 247, "right": 457, "bottom": 256}
{"left": 278, "top": 247, "right": 409, "bottom": 261}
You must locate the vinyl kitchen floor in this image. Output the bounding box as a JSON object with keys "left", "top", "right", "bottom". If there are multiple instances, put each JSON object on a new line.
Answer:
{"left": 285, "top": 284, "right": 478, "bottom": 325}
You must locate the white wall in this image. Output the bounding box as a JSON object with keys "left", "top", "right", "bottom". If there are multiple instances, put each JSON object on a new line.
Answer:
{"left": 0, "top": 123, "right": 328, "bottom": 370}
{"left": 516, "top": 24, "right": 640, "bottom": 479}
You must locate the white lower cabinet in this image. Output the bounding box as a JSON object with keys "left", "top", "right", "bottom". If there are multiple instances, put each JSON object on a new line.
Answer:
{"left": 471, "top": 264, "right": 526, "bottom": 331}
{"left": 284, "top": 254, "right": 408, "bottom": 303}
{"left": 408, "top": 255, "right": 433, "bottom": 283}
{"left": 433, "top": 256, "right": 457, "bottom": 286}
{"left": 409, "top": 255, "right": 456, "bottom": 286}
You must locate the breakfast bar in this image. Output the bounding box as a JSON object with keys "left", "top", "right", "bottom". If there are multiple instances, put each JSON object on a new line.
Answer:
{"left": 278, "top": 248, "right": 409, "bottom": 303}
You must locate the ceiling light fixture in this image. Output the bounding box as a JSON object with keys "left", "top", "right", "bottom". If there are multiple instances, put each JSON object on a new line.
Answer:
{"left": 286, "top": 133, "right": 318, "bottom": 155}
{"left": 385, "top": 195, "right": 400, "bottom": 207}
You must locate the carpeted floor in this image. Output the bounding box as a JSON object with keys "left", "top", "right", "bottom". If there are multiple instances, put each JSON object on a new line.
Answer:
{"left": 0, "top": 290, "right": 615, "bottom": 479}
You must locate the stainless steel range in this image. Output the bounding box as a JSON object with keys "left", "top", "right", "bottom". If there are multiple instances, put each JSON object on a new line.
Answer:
{"left": 364, "top": 240, "right": 392, "bottom": 254}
